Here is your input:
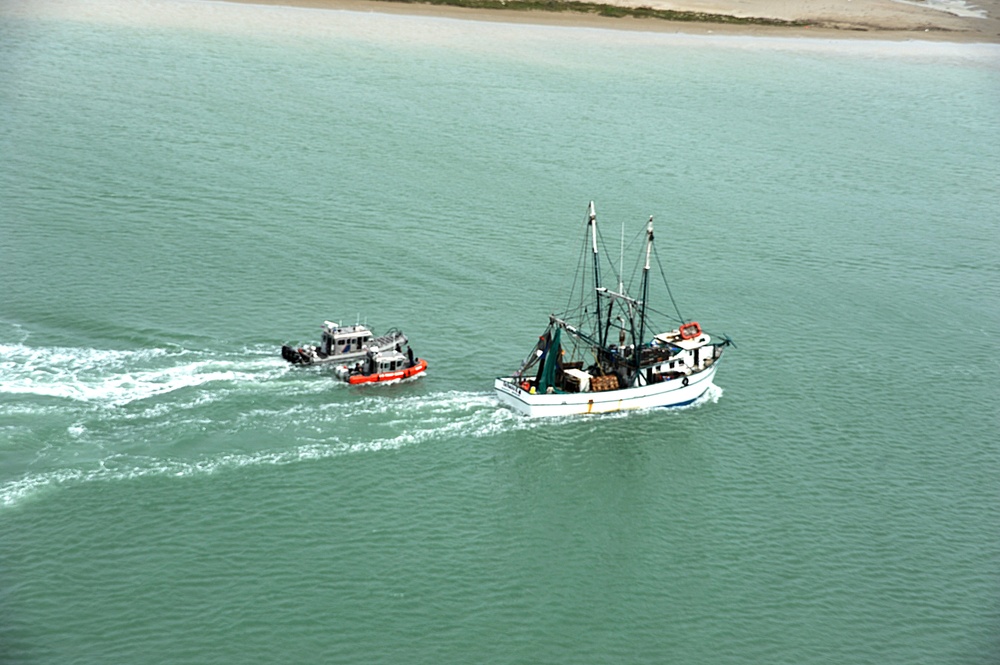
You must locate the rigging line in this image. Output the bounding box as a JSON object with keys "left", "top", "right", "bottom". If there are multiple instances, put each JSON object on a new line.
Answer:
{"left": 594, "top": 222, "right": 622, "bottom": 291}
{"left": 566, "top": 220, "right": 591, "bottom": 313}
{"left": 619, "top": 224, "right": 643, "bottom": 288}
{"left": 652, "top": 243, "right": 684, "bottom": 322}
{"left": 625, "top": 235, "right": 646, "bottom": 295}
{"left": 645, "top": 304, "right": 684, "bottom": 324}
{"left": 623, "top": 224, "right": 645, "bottom": 253}
{"left": 621, "top": 224, "right": 647, "bottom": 294}
{"left": 600, "top": 223, "right": 642, "bottom": 295}
{"left": 554, "top": 302, "right": 589, "bottom": 321}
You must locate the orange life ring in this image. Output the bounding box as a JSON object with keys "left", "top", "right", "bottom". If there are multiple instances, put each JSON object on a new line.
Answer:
{"left": 680, "top": 322, "right": 701, "bottom": 340}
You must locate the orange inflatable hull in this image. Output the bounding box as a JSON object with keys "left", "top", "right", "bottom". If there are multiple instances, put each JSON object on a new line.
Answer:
{"left": 347, "top": 358, "right": 427, "bottom": 385}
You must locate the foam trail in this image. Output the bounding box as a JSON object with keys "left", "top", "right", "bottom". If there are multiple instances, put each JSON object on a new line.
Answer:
{"left": 0, "top": 393, "right": 715, "bottom": 506}
{"left": 0, "top": 342, "right": 288, "bottom": 406}
{"left": 0, "top": 389, "right": 533, "bottom": 508}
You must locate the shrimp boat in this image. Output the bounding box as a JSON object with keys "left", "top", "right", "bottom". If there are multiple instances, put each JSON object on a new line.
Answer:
{"left": 494, "top": 202, "right": 731, "bottom": 417}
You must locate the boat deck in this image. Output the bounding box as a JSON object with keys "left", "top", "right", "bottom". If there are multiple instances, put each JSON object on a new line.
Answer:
{"left": 370, "top": 332, "right": 405, "bottom": 350}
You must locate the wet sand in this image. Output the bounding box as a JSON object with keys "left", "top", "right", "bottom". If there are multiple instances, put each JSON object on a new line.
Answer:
{"left": 221, "top": 0, "right": 1000, "bottom": 42}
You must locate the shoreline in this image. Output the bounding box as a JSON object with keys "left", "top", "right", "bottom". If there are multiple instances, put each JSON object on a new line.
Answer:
{"left": 219, "top": 0, "right": 1000, "bottom": 43}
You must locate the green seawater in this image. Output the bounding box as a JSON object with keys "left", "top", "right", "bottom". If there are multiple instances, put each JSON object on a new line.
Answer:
{"left": 2, "top": 1, "right": 999, "bottom": 662}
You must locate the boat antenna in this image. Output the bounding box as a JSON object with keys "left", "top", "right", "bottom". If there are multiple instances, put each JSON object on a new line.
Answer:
{"left": 619, "top": 221, "right": 625, "bottom": 293}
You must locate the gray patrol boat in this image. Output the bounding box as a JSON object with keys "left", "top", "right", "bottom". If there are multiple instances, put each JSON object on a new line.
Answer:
{"left": 281, "top": 320, "right": 409, "bottom": 367}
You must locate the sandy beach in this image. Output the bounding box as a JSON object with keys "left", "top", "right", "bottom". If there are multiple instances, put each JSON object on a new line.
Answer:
{"left": 222, "top": 0, "right": 1000, "bottom": 42}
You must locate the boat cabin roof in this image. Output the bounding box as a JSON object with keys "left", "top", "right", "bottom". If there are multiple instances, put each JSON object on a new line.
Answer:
{"left": 322, "top": 321, "right": 373, "bottom": 339}
{"left": 654, "top": 331, "right": 712, "bottom": 350}
{"left": 370, "top": 347, "right": 405, "bottom": 359}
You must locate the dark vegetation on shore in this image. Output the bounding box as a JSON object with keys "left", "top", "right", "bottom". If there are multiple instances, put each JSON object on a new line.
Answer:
{"left": 384, "top": 0, "right": 806, "bottom": 26}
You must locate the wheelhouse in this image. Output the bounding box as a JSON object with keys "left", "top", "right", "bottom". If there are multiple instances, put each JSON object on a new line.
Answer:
{"left": 321, "top": 321, "right": 374, "bottom": 356}
{"left": 371, "top": 350, "right": 409, "bottom": 373}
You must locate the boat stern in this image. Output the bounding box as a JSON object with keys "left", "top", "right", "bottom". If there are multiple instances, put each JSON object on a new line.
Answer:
{"left": 281, "top": 345, "right": 312, "bottom": 365}
{"left": 494, "top": 377, "right": 534, "bottom": 416}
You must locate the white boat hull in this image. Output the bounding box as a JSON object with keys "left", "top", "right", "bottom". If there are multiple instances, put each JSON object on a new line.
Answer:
{"left": 494, "top": 364, "right": 718, "bottom": 417}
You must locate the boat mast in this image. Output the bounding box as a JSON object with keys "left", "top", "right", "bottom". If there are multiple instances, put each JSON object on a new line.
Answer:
{"left": 587, "top": 201, "right": 605, "bottom": 347}
{"left": 636, "top": 216, "right": 654, "bottom": 372}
